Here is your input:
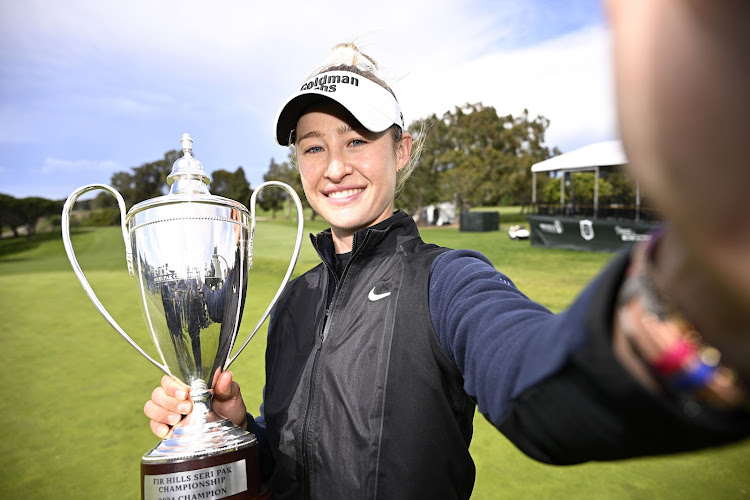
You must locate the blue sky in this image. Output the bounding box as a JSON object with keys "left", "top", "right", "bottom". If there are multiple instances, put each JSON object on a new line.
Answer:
{"left": 0, "top": 0, "right": 613, "bottom": 201}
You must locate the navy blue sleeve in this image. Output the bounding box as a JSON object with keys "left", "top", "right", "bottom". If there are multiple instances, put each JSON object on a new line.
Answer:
{"left": 246, "top": 309, "right": 276, "bottom": 481}
{"left": 247, "top": 391, "right": 274, "bottom": 482}
{"left": 429, "top": 249, "right": 750, "bottom": 463}
{"left": 429, "top": 249, "right": 591, "bottom": 425}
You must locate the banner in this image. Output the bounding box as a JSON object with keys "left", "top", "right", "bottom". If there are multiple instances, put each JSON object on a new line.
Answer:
{"left": 527, "top": 215, "right": 659, "bottom": 252}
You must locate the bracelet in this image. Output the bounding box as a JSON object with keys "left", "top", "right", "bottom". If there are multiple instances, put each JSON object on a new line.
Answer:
{"left": 618, "top": 233, "right": 748, "bottom": 411}
{"left": 652, "top": 339, "right": 695, "bottom": 376}
{"left": 670, "top": 358, "right": 716, "bottom": 391}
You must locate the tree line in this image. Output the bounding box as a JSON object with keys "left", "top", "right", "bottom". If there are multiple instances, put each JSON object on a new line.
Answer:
{"left": 3, "top": 101, "right": 640, "bottom": 237}
{"left": 260, "top": 103, "right": 565, "bottom": 217}
{"left": 0, "top": 194, "right": 63, "bottom": 238}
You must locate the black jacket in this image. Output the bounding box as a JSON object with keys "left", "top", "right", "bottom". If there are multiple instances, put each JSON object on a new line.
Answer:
{"left": 257, "top": 212, "right": 750, "bottom": 498}
{"left": 263, "top": 211, "right": 475, "bottom": 499}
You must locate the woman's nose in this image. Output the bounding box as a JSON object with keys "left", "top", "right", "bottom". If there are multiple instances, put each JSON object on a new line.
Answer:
{"left": 324, "top": 152, "right": 352, "bottom": 181}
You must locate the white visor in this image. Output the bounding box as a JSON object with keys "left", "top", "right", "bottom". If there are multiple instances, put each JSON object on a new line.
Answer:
{"left": 274, "top": 70, "right": 404, "bottom": 146}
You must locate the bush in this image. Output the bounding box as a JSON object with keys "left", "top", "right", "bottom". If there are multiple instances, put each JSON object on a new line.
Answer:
{"left": 49, "top": 214, "right": 62, "bottom": 228}
{"left": 81, "top": 207, "right": 121, "bottom": 226}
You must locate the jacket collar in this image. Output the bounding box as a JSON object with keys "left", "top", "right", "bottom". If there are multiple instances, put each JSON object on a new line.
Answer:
{"left": 311, "top": 210, "right": 421, "bottom": 267}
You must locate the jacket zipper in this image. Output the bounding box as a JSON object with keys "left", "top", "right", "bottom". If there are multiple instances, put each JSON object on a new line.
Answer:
{"left": 301, "top": 337, "right": 323, "bottom": 499}
{"left": 301, "top": 233, "right": 365, "bottom": 499}
{"left": 302, "top": 258, "right": 338, "bottom": 499}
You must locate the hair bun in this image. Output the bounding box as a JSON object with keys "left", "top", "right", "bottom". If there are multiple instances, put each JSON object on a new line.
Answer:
{"left": 315, "top": 43, "right": 381, "bottom": 78}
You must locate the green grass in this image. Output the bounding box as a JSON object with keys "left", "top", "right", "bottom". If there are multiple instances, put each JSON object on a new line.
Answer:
{"left": 1, "top": 215, "right": 748, "bottom": 499}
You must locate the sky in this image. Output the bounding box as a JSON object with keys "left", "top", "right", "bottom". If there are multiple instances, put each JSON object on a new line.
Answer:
{"left": 0, "top": 0, "right": 617, "bottom": 201}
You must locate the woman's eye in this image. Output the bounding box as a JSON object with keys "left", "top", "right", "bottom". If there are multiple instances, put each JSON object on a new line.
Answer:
{"left": 304, "top": 146, "right": 323, "bottom": 154}
{"left": 349, "top": 138, "right": 366, "bottom": 147}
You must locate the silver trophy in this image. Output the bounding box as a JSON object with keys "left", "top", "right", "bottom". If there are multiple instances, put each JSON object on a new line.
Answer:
{"left": 61, "top": 133, "right": 303, "bottom": 500}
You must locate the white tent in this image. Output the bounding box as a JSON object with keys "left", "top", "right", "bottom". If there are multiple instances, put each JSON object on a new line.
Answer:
{"left": 530, "top": 139, "right": 645, "bottom": 220}
{"left": 531, "top": 140, "right": 627, "bottom": 173}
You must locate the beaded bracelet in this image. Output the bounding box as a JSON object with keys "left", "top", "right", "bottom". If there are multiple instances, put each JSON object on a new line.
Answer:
{"left": 652, "top": 339, "right": 694, "bottom": 376}
{"left": 617, "top": 234, "right": 747, "bottom": 411}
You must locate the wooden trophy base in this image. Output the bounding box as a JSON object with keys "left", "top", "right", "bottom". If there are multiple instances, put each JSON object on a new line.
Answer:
{"left": 140, "top": 440, "right": 270, "bottom": 499}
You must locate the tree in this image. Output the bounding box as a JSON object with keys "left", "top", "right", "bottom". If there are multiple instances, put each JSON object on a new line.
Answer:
{"left": 399, "top": 103, "right": 558, "bottom": 213}
{"left": 92, "top": 190, "right": 118, "bottom": 209}
{"left": 396, "top": 119, "right": 448, "bottom": 216}
{"left": 600, "top": 169, "right": 637, "bottom": 207}
{"left": 0, "top": 193, "right": 23, "bottom": 237}
{"left": 259, "top": 159, "right": 296, "bottom": 218}
{"left": 210, "top": 167, "right": 253, "bottom": 207}
{"left": 109, "top": 170, "right": 136, "bottom": 207}
{"left": 540, "top": 172, "right": 632, "bottom": 208}
{"left": 280, "top": 156, "right": 314, "bottom": 220}
{"left": 110, "top": 150, "right": 180, "bottom": 208}
{"left": 496, "top": 110, "right": 561, "bottom": 210}
{"left": 0, "top": 196, "right": 63, "bottom": 238}
{"left": 259, "top": 156, "right": 313, "bottom": 220}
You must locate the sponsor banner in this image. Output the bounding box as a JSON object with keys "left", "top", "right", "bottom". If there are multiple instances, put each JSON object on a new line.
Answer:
{"left": 527, "top": 215, "right": 659, "bottom": 252}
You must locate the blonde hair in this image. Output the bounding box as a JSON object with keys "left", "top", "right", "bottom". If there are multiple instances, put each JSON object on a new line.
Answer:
{"left": 291, "top": 42, "right": 424, "bottom": 195}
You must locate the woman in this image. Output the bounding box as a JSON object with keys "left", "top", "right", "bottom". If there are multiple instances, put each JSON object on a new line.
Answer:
{"left": 145, "top": 2, "right": 750, "bottom": 497}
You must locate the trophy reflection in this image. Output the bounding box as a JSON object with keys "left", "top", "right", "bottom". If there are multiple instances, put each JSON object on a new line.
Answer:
{"left": 62, "top": 134, "right": 303, "bottom": 500}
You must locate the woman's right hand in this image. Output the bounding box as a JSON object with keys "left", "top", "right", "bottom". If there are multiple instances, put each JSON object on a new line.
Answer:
{"left": 144, "top": 370, "right": 249, "bottom": 438}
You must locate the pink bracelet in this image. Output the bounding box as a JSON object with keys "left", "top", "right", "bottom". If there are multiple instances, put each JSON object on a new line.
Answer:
{"left": 620, "top": 235, "right": 748, "bottom": 411}
{"left": 652, "top": 339, "right": 696, "bottom": 376}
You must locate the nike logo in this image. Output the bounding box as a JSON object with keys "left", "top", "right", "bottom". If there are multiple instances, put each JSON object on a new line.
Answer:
{"left": 368, "top": 287, "right": 391, "bottom": 302}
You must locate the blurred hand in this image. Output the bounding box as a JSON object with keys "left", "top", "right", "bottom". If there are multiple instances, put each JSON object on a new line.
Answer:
{"left": 144, "top": 371, "right": 248, "bottom": 439}
{"left": 606, "top": 0, "right": 750, "bottom": 383}
{"left": 606, "top": 0, "right": 750, "bottom": 306}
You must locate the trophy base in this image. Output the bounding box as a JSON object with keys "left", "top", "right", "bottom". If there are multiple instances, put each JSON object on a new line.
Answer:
{"left": 141, "top": 439, "right": 269, "bottom": 500}
{"left": 140, "top": 409, "right": 267, "bottom": 500}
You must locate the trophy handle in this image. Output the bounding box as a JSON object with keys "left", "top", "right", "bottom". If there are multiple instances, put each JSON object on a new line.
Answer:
{"left": 62, "top": 184, "right": 170, "bottom": 375}
{"left": 225, "top": 181, "right": 304, "bottom": 369}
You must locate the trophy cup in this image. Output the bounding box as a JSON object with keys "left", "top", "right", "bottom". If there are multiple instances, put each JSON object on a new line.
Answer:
{"left": 61, "top": 133, "right": 304, "bottom": 500}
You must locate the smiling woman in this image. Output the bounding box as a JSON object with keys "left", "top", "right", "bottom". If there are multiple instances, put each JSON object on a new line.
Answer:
{"left": 144, "top": 30, "right": 750, "bottom": 499}
{"left": 294, "top": 101, "right": 409, "bottom": 252}
{"left": 271, "top": 44, "right": 418, "bottom": 253}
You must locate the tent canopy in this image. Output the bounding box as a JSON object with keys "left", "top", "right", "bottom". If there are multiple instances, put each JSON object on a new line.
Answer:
{"left": 531, "top": 140, "right": 627, "bottom": 173}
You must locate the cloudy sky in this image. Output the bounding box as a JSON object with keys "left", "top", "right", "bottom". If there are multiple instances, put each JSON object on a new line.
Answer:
{"left": 0, "top": 0, "right": 616, "bottom": 201}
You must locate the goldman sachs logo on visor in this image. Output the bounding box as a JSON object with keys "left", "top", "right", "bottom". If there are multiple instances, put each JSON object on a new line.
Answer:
{"left": 300, "top": 74, "right": 359, "bottom": 93}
